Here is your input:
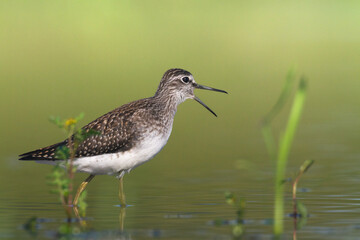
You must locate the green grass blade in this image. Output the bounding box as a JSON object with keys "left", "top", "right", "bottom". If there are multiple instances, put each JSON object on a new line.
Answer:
{"left": 274, "top": 77, "right": 307, "bottom": 236}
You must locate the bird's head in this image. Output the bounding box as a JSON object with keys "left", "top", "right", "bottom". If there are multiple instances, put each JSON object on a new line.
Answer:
{"left": 155, "top": 68, "right": 227, "bottom": 117}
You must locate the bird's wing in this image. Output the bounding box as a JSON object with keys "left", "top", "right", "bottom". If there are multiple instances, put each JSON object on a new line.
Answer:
{"left": 75, "top": 110, "right": 137, "bottom": 158}
{"left": 19, "top": 107, "right": 138, "bottom": 161}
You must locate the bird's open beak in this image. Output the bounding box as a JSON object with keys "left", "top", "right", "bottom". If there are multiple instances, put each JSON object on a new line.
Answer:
{"left": 193, "top": 83, "right": 228, "bottom": 117}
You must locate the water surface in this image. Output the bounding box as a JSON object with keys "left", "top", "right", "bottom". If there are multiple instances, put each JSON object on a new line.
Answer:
{"left": 1, "top": 1, "right": 360, "bottom": 239}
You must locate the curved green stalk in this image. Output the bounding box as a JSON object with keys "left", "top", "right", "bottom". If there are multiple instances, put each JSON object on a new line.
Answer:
{"left": 273, "top": 78, "right": 307, "bottom": 236}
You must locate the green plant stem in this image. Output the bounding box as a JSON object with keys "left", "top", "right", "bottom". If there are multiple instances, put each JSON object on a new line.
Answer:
{"left": 65, "top": 126, "right": 75, "bottom": 221}
{"left": 292, "top": 159, "right": 314, "bottom": 217}
{"left": 292, "top": 176, "right": 300, "bottom": 216}
{"left": 292, "top": 169, "right": 305, "bottom": 217}
{"left": 67, "top": 129, "right": 75, "bottom": 206}
{"left": 274, "top": 78, "right": 307, "bottom": 236}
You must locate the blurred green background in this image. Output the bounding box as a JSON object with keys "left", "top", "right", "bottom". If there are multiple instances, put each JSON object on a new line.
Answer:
{"left": 1, "top": 1, "right": 360, "bottom": 239}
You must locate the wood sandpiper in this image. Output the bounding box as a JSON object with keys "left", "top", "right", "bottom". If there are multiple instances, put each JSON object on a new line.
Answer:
{"left": 19, "top": 68, "right": 227, "bottom": 206}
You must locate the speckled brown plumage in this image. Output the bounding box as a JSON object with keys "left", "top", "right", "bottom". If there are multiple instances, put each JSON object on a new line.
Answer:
{"left": 19, "top": 97, "right": 175, "bottom": 160}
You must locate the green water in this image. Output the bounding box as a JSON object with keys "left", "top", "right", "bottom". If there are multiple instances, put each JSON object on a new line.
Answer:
{"left": 1, "top": 1, "right": 360, "bottom": 239}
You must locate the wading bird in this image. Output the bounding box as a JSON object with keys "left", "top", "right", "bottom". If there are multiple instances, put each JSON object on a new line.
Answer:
{"left": 19, "top": 68, "right": 227, "bottom": 206}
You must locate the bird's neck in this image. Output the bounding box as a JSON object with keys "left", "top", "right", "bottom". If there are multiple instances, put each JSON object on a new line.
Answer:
{"left": 153, "top": 92, "right": 183, "bottom": 119}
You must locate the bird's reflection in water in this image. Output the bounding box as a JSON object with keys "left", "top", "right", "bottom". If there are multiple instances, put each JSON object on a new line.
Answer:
{"left": 119, "top": 206, "right": 126, "bottom": 231}
{"left": 73, "top": 205, "right": 127, "bottom": 231}
{"left": 73, "top": 206, "right": 88, "bottom": 228}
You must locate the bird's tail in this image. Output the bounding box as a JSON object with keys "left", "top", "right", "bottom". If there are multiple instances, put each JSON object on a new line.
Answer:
{"left": 19, "top": 141, "right": 66, "bottom": 161}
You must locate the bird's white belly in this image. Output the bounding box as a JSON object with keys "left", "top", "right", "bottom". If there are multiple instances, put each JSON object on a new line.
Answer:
{"left": 37, "top": 132, "right": 171, "bottom": 177}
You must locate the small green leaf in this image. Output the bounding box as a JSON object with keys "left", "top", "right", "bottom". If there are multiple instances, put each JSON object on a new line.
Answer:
{"left": 299, "top": 159, "right": 314, "bottom": 174}
{"left": 232, "top": 224, "right": 243, "bottom": 237}
{"left": 49, "top": 116, "right": 65, "bottom": 128}
{"left": 23, "top": 216, "right": 38, "bottom": 233}
{"left": 58, "top": 223, "right": 73, "bottom": 235}
{"left": 75, "top": 112, "right": 85, "bottom": 122}
{"left": 295, "top": 201, "right": 308, "bottom": 230}
{"left": 55, "top": 146, "right": 70, "bottom": 160}
{"left": 77, "top": 190, "right": 88, "bottom": 217}
{"left": 296, "top": 201, "right": 308, "bottom": 218}
{"left": 225, "top": 191, "right": 235, "bottom": 205}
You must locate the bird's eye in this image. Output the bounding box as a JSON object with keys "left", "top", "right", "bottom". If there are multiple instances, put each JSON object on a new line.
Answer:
{"left": 182, "top": 77, "right": 190, "bottom": 83}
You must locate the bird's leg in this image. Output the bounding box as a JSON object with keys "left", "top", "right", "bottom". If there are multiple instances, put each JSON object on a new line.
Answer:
{"left": 118, "top": 176, "right": 126, "bottom": 207}
{"left": 74, "top": 174, "right": 95, "bottom": 206}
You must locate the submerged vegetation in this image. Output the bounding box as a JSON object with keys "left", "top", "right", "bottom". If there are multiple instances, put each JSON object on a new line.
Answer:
{"left": 214, "top": 192, "right": 246, "bottom": 239}
{"left": 292, "top": 159, "right": 314, "bottom": 239}
{"left": 224, "top": 192, "right": 246, "bottom": 238}
{"left": 292, "top": 159, "right": 314, "bottom": 218}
